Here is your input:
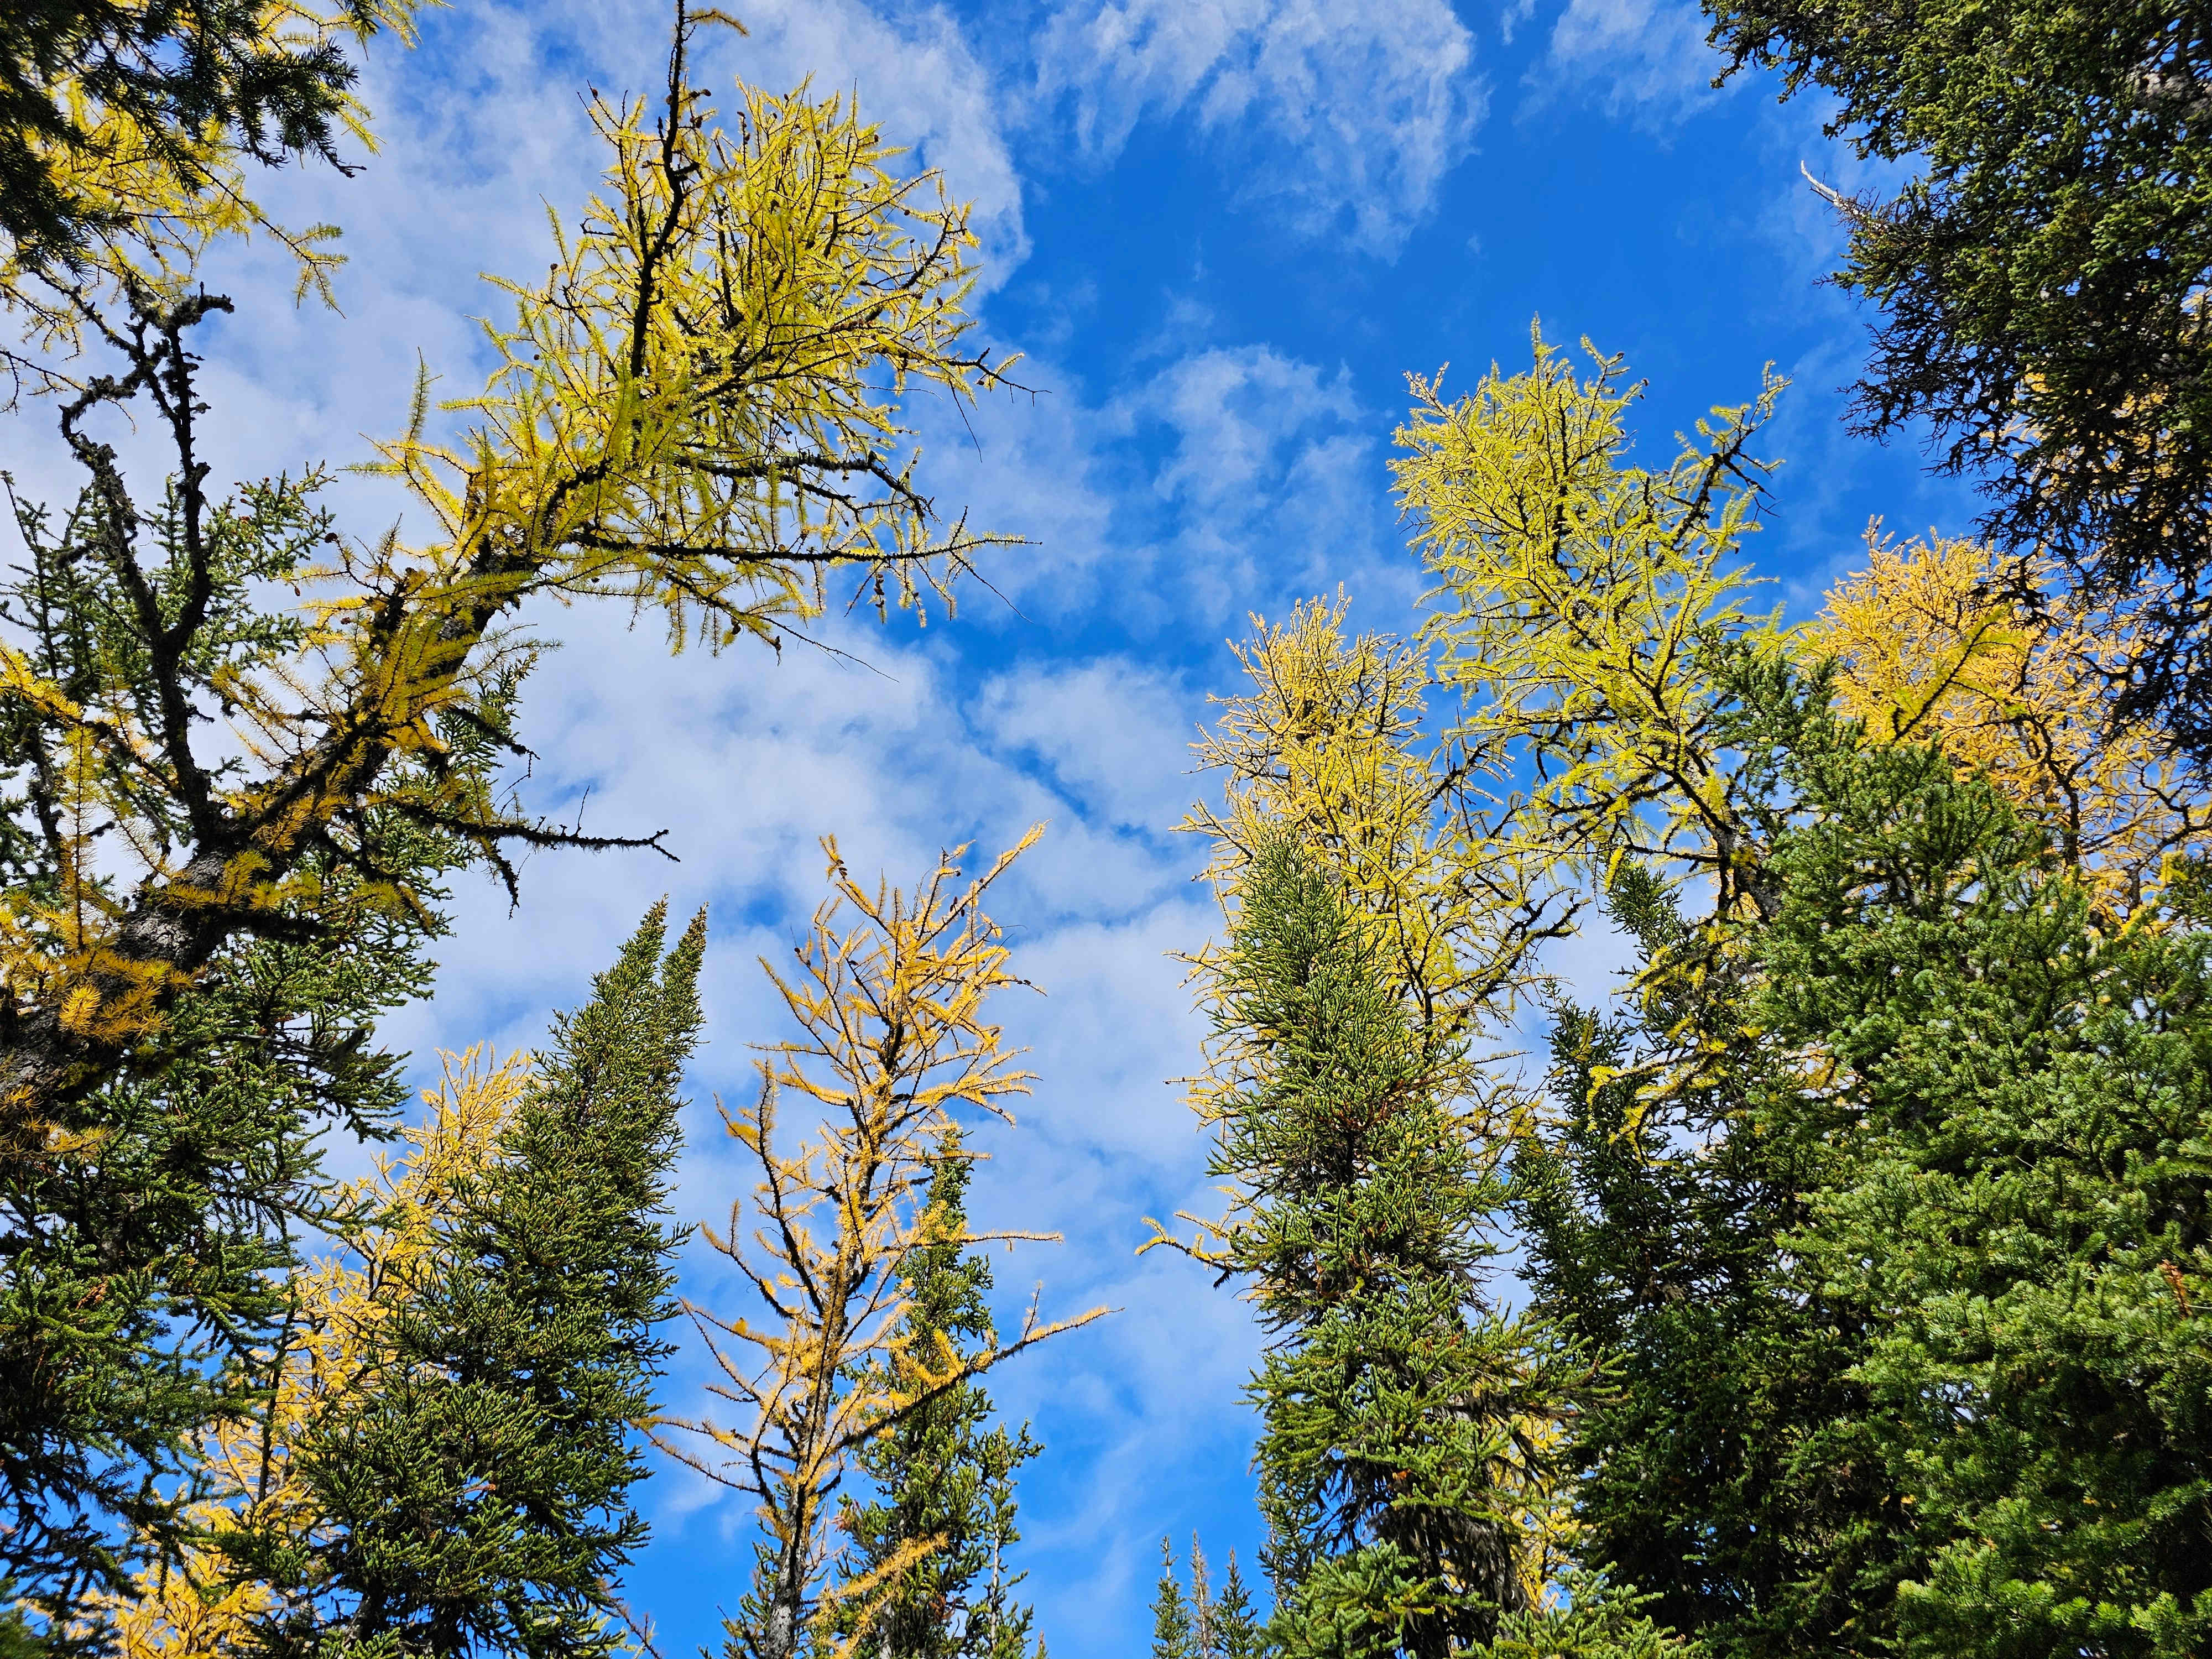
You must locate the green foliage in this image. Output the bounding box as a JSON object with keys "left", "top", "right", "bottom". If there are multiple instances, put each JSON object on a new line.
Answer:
{"left": 1153, "top": 1538, "right": 1196, "bottom": 1659}
{"left": 0, "top": 1589, "right": 34, "bottom": 1659}
{"left": 1467, "top": 1574, "right": 1679, "bottom": 1659}
{"left": 829, "top": 1126, "right": 1040, "bottom": 1659}
{"left": 1703, "top": 0, "right": 2212, "bottom": 753}
{"left": 1213, "top": 1551, "right": 1266, "bottom": 1659}
{"left": 0, "top": 458, "right": 495, "bottom": 1078}
{"left": 273, "top": 902, "right": 705, "bottom": 1659}
{"left": 1394, "top": 332, "right": 2212, "bottom": 1649}
{"left": 0, "top": 466, "right": 480, "bottom": 1645}
{"left": 1151, "top": 1537, "right": 1269, "bottom": 1659}
{"left": 1272, "top": 1545, "right": 1438, "bottom": 1659}
{"left": 0, "top": 925, "right": 432, "bottom": 1629}
{"left": 1519, "top": 875, "right": 1912, "bottom": 1657}
{"left": 1527, "top": 673, "right": 2212, "bottom": 1656}
{"left": 0, "top": 471, "right": 465, "bottom": 1655}
{"left": 1267, "top": 1554, "right": 1679, "bottom": 1659}
{"left": 1754, "top": 703, "right": 2212, "bottom": 1655}
{"left": 1202, "top": 837, "right": 1578, "bottom": 1658}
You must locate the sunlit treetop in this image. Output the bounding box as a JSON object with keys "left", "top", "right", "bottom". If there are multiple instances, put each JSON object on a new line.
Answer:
{"left": 0, "top": 3, "right": 1021, "bottom": 1149}
{"left": 1180, "top": 594, "right": 1570, "bottom": 1072}
{"left": 1393, "top": 327, "right": 1788, "bottom": 920}
{"left": 1811, "top": 531, "right": 2211, "bottom": 921}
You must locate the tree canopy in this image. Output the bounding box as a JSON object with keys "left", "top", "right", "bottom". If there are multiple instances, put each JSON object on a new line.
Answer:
{"left": 7, "top": 0, "right": 2212, "bottom": 1654}
{"left": 1703, "top": 0, "right": 2212, "bottom": 757}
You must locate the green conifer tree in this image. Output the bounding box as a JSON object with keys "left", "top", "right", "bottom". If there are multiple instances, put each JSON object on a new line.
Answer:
{"left": 1471, "top": 1585, "right": 1683, "bottom": 1659}
{"left": 1199, "top": 838, "right": 1579, "bottom": 1658}
{"left": 278, "top": 902, "right": 706, "bottom": 1659}
{"left": 0, "top": 476, "right": 476, "bottom": 1648}
{"left": 1752, "top": 701, "right": 2212, "bottom": 1656}
{"left": 1520, "top": 868, "right": 1909, "bottom": 1657}
{"left": 1151, "top": 1538, "right": 1195, "bottom": 1659}
{"left": 1212, "top": 1551, "right": 1264, "bottom": 1659}
{"left": 1526, "top": 677, "right": 2212, "bottom": 1656}
{"left": 1700, "top": 0, "right": 2212, "bottom": 757}
{"left": 831, "top": 1124, "right": 1040, "bottom": 1659}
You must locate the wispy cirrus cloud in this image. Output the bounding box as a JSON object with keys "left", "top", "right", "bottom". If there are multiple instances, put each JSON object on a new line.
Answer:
{"left": 1119, "top": 343, "right": 1413, "bottom": 623}
{"left": 1525, "top": 0, "right": 1728, "bottom": 126}
{"left": 1029, "top": 0, "right": 1485, "bottom": 252}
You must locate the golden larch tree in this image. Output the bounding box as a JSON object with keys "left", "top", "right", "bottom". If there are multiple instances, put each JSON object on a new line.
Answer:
{"left": 661, "top": 830, "right": 1102, "bottom": 1659}
{"left": 1392, "top": 326, "right": 1790, "bottom": 925}
{"left": 0, "top": 3, "right": 1021, "bottom": 1139}
{"left": 1812, "top": 530, "right": 2210, "bottom": 919}
{"left": 78, "top": 1047, "right": 528, "bottom": 1657}
{"left": 1179, "top": 594, "right": 1570, "bottom": 1064}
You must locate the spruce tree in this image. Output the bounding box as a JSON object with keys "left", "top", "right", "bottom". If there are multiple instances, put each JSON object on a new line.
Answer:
{"left": 1753, "top": 705, "right": 2212, "bottom": 1655}
{"left": 1, "top": 929, "right": 424, "bottom": 1639}
{"left": 0, "top": 475, "right": 470, "bottom": 1648}
{"left": 1202, "top": 838, "right": 1578, "bottom": 1657}
{"left": 1520, "top": 868, "right": 1912, "bottom": 1657}
{"left": 1212, "top": 1552, "right": 1264, "bottom": 1659}
{"left": 1151, "top": 1539, "right": 1195, "bottom": 1659}
{"left": 278, "top": 902, "right": 706, "bottom": 1658}
{"left": 1526, "top": 681, "right": 2212, "bottom": 1656}
{"left": 831, "top": 1124, "right": 1040, "bottom": 1659}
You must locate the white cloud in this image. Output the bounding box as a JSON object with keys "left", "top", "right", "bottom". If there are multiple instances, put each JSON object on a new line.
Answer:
{"left": 978, "top": 659, "right": 1204, "bottom": 833}
{"left": 1527, "top": 0, "right": 1725, "bottom": 126}
{"left": 895, "top": 340, "right": 1416, "bottom": 638}
{"left": 1121, "top": 344, "right": 1416, "bottom": 624}
{"left": 1031, "top": 0, "right": 1486, "bottom": 251}
{"left": 1146, "top": 345, "right": 1360, "bottom": 505}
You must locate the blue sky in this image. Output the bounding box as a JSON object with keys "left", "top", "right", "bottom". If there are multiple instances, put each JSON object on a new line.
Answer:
{"left": 8, "top": 0, "right": 1983, "bottom": 1651}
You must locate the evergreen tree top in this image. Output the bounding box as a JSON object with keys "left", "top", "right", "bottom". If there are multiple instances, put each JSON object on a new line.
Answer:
{"left": 1151, "top": 1538, "right": 1195, "bottom": 1659}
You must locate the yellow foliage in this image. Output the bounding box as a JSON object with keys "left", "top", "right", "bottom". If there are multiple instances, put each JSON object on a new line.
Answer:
{"left": 1391, "top": 332, "right": 2209, "bottom": 933}
{"left": 1172, "top": 600, "right": 1597, "bottom": 1606}
{"left": 80, "top": 1048, "right": 526, "bottom": 1656}
{"left": 0, "top": 12, "right": 1019, "bottom": 1132}
{"left": 367, "top": 52, "right": 1020, "bottom": 652}
{"left": 1393, "top": 327, "right": 1788, "bottom": 921}
{"left": 660, "top": 830, "right": 1102, "bottom": 1659}
{"left": 1181, "top": 594, "right": 1569, "bottom": 1053}
{"left": 1810, "top": 530, "right": 2210, "bottom": 916}
{"left": 1172, "top": 328, "right": 1798, "bottom": 1203}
